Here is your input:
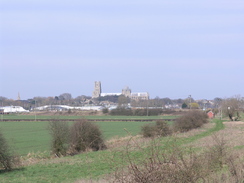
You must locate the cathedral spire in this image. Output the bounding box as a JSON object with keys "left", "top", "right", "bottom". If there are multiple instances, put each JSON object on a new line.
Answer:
{"left": 17, "top": 92, "right": 21, "bottom": 100}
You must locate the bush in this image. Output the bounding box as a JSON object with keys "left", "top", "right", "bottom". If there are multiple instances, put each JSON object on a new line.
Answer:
{"left": 70, "top": 119, "right": 106, "bottom": 154}
{"left": 133, "top": 109, "right": 163, "bottom": 116}
{"left": 110, "top": 108, "right": 164, "bottom": 116}
{"left": 102, "top": 108, "right": 109, "bottom": 114}
{"left": 141, "top": 124, "right": 156, "bottom": 138}
{"left": 48, "top": 120, "right": 70, "bottom": 157}
{"left": 148, "top": 109, "right": 163, "bottom": 116}
{"left": 133, "top": 108, "right": 147, "bottom": 116}
{"left": 110, "top": 108, "right": 133, "bottom": 116}
{"left": 155, "top": 120, "right": 172, "bottom": 137}
{"left": 141, "top": 120, "right": 171, "bottom": 138}
{"left": 0, "top": 130, "right": 18, "bottom": 171}
{"left": 174, "top": 110, "right": 208, "bottom": 132}
{"left": 182, "top": 102, "right": 188, "bottom": 109}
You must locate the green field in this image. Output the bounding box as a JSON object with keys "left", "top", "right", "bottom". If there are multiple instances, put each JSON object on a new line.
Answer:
{"left": 0, "top": 114, "right": 178, "bottom": 120}
{"left": 0, "top": 121, "right": 154, "bottom": 155}
{"left": 1, "top": 115, "right": 237, "bottom": 183}
{"left": 0, "top": 114, "right": 178, "bottom": 155}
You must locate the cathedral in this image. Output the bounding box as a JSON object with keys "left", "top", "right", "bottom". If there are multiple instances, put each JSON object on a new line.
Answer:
{"left": 92, "top": 81, "right": 149, "bottom": 100}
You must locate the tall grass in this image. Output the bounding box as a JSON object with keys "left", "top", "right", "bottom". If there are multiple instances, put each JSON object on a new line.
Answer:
{"left": 109, "top": 134, "right": 244, "bottom": 183}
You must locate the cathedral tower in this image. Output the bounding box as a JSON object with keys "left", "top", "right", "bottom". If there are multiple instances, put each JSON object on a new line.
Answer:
{"left": 122, "top": 86, "right": 131, "bottom": 97}
{"left": 17, "top": 92, "right": 21, "bottom": 100}
{"left": 92, "top": 81, "right": 101, "bottom": 98}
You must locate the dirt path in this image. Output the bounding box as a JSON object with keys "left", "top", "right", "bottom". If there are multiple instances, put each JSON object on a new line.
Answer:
{"left": 188, "top": 121, "right": 244, "bottom": 148}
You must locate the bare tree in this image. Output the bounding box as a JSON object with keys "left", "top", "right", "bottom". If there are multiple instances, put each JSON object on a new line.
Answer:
{"left": 221, "top": 97, "right": 241, "bottom": 121}
{"left": 59, "top": 93, "right": 72, "bottom": 100}
{"left": 118, "top": 95, "right": 130, "bottom": 107}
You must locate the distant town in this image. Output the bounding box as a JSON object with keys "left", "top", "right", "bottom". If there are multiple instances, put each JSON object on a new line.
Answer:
{"left": 0, "top": 82, "right": 243, "bottom": 115}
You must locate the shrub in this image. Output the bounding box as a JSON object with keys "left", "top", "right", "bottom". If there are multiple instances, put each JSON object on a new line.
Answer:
{"left": 133, "top": 109, "right": 147, "bottom": 116}
{"left": 48, "top": 120, "right": 70, "bottom": 157}
{"left": 205, "top": 135, "right": 227, "bottom": 170}
{"left": 174, "top": 110, "right": 208, "bottom": 132}
{"left": 132, "top": 109, "right": 163, "bottom": 116}
{"left": 155, "top": 120, "right": 172, "bottom": 137}
{"left": 102, "top": 108, "right": 109, "bottom": 114}
{"left": 141, "top": 124, "right": 156, "bottom": 138}
{"left": 182, "top": 102, "right": 188, "bottom": 109}
{"left": 148, "top": 109, "right": 163, "bottom": 116}
{"left": 109, "top": 108, "right": 165, "bottom": 116}
{"left": 70, "top": 119, "right": 106, "bottom": 154}
{"left": 67, "top": 109, "right": 72, "bottom": 114}
{"left": 0, "top": 130, "right": 17, "bottom": 171}
{"left": 110, "top": 108, "right": 133, "bottom": 116}
{"left": 141, "top": 120, "right": 171, "bottom": 138}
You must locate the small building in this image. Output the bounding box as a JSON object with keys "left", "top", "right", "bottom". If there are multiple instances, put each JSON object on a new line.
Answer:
{"left": 207, "top": 111, "right": 214, "bottom": 119}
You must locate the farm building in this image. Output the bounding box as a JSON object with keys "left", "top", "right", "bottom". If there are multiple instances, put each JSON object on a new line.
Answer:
{"left": 207, "top": 111, "right": 214, "bottom": 119}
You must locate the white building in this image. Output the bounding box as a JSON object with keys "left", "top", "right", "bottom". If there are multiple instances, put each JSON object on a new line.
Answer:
{"left": 34, "top": 105, "right": 103, "bottom": 111}
{"left": 100, "top": 93, "right": 122, "bottom": 97}
{"left": 0, "top": 106, "right": 29, "bottom": 113}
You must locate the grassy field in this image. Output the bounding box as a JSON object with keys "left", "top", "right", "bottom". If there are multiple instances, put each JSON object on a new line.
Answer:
{"left": 0, "top": 114, "right": 177, "bottom": 156}
{"left": 0, "top": 121, "right": 154, "bottom": 155}
{"left": 0, "top": 114, "right": 178, "bottom": 120}
{"left": 0, "top": 119, "right": 230, "bottom": 183}
{"left": 1, "top": 113, "right": 243, "bottom": 183}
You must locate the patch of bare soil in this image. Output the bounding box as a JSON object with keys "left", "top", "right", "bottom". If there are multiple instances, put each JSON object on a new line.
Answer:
{"left": 188, "top": 121, "right": 244, "bottom": 148}
{"left": 223, "top": 121, "right": 244, "bottom": 125}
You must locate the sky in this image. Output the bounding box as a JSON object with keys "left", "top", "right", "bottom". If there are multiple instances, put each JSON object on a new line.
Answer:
{"left": 0, "top": 0, "right": 244, "bottom": 100}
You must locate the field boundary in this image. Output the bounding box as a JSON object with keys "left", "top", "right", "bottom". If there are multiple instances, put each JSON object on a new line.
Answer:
{"left": 0, "top": 118, "right": 176, "bottom": 122}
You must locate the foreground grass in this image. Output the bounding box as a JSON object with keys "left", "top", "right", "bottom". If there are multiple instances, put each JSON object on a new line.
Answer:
{"left": 0, "top": 151, "right": 114, "bottom": 183}
{"left": 0, "top": 119, "right": 225, "bottom": 183}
